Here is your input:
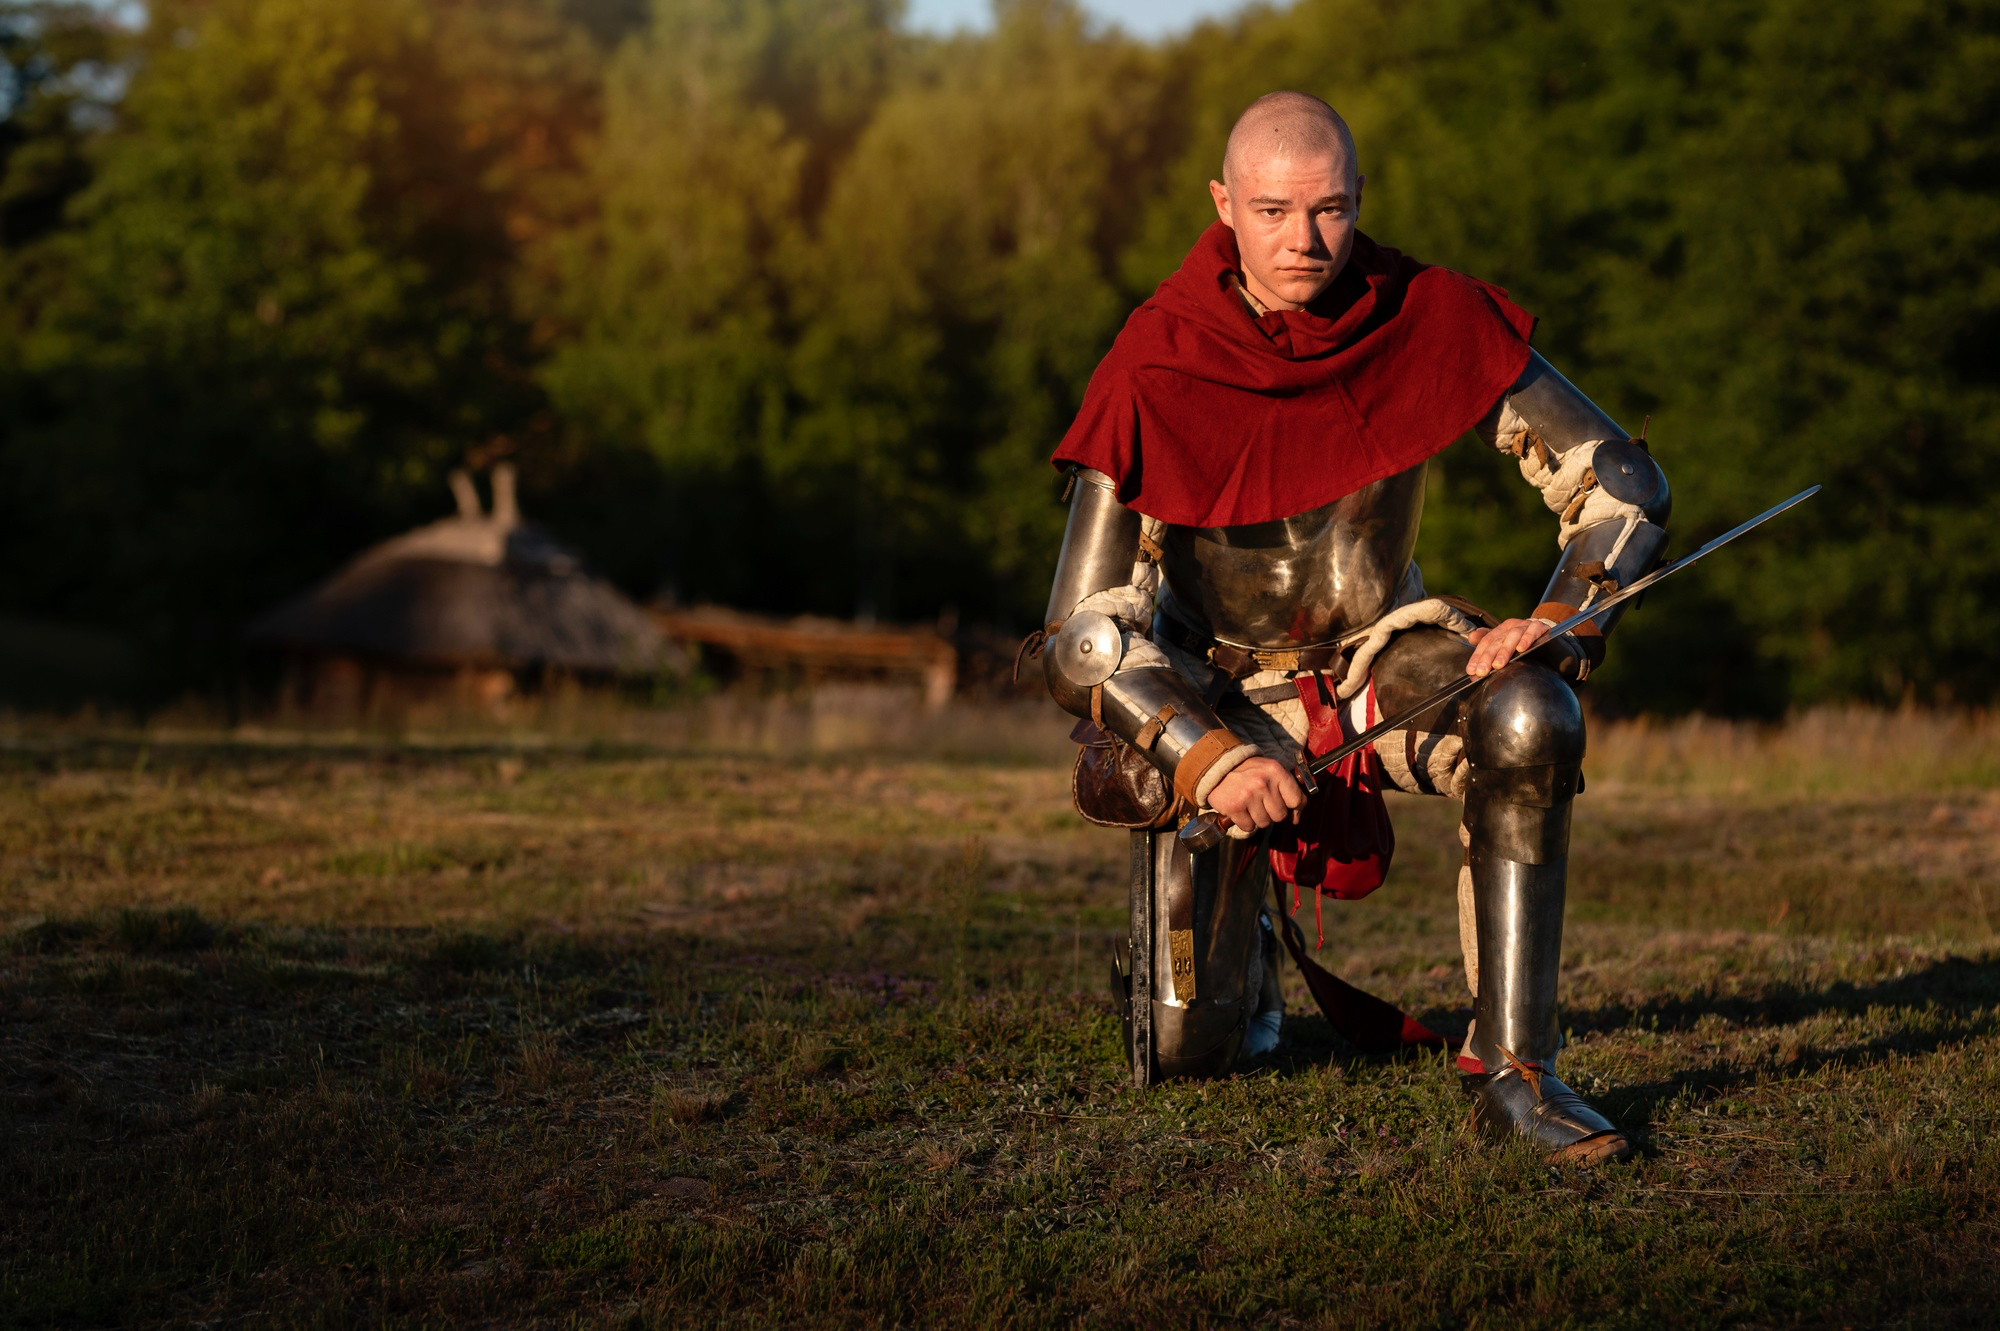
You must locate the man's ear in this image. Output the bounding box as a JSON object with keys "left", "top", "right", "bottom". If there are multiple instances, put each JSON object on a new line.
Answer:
{"left": 1208, "top": 179, "right": 1234, "bottom": 229}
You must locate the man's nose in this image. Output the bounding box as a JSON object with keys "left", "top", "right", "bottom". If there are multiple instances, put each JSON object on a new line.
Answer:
{"left": 1284, "top": 210, "right": 1319, "bottom": 252}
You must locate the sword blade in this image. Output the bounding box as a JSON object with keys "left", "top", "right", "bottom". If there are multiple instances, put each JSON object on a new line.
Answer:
{"left": 1305, "top": 484, "right": 1819, "bottom": 776}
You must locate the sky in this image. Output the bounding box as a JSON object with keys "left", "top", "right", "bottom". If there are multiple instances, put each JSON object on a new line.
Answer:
{"left": 905, "top": 0, "right": 1253, "bottom": 41}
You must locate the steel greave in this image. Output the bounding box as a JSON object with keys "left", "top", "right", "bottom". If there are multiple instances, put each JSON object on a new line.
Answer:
{"left": 1465, "top": 843, "right": 1568, "bottom": 1069}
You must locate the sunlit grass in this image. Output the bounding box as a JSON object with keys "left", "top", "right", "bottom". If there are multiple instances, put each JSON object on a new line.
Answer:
{"left": 2, "top": 707, "right": 1997, "bottom": 1326}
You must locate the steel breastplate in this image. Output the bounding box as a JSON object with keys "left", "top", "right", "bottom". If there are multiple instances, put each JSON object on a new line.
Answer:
{"left": 1158, "top": 460, "right": 1427, "bottom": 649}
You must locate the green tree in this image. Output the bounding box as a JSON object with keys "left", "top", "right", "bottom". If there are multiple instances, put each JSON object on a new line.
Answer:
{"left": 791, "top": 0, "right": 1172, "bottom": 622}
{"left": 0, "top": 3, "right": 120, "bottom": 253}
{"left": 0, "top": 0, "right": 552, "bottom": 687}
{"left": 533, "top": 0, "right": 899, "bottom": 610}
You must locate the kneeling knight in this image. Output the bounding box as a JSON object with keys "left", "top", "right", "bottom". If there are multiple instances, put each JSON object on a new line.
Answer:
{"left": 1038, "top": 92, "right": 1670, "bottom": 1166}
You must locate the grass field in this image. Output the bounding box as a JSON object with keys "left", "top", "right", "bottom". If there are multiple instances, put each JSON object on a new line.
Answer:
{"left": 3, "top": 704, "right": 1999, "bottom": 1327}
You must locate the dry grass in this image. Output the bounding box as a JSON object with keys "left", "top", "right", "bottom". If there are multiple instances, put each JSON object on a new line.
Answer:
{"left": 1, "top": 702, "right": 1998, "bottom": 1327}
{"left": 1587, "top": 705, "right": 2000, "bottom": 795}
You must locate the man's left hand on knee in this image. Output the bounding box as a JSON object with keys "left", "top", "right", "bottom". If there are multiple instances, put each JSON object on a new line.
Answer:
{"left": 1464, "top": 617, "right": 1554, "bottom": 677}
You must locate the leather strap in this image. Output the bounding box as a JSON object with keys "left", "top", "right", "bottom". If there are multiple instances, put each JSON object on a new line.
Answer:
{"left": 1134, "top": 704, "right": 1178, "bottom": 751}
{"left": 1433, "top": 593, "right": 1500, "bottom": 630}
{"left": 1173, "top": 727, "right": 1245, "bottom": 805}
{"left": 1158, "top": 613, "right": 1350, "bottom": 682}
{"left": 1533, "top": 600, "right": 1605, "bottom": 666}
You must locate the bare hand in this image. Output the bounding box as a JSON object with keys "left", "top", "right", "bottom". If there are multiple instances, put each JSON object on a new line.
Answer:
{"left": 1464, "top": 617, "right": 1552, "bottom": 678}
{"left": 1207, "top": 756, "right": 1305, "bottom": 832}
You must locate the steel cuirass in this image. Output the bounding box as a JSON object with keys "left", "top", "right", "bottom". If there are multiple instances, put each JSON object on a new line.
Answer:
{"left": 1156, "top": 462, "right": 1428, "bottom": 651}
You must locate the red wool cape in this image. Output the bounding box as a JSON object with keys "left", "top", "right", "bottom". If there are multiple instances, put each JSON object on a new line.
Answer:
{"left": 1052, "top": 221, "right": 1535, "bottom": 527}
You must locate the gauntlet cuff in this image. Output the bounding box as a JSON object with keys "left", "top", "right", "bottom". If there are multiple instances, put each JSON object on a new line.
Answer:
{"left": 1174, "top": 728, "right": 1251, "bottom": 806}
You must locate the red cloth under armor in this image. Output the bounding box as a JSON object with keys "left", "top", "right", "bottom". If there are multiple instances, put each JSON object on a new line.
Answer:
{"left": 1266, "top": 677, "right": 1445, "bottom": 1055}
{"left": 1051, "top": 222, "right": 1535, "bottom": 528}
{"left": 1266, "top": 676, "right": 1395, "bottom": 923}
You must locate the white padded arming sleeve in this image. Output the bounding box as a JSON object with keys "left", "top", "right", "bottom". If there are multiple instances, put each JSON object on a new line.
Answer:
{"left": 1488, "top": 397, "right": 1652, "bottom": 548}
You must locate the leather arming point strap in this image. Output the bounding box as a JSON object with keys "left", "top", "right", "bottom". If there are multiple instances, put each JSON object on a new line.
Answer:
{"left": 1011, "top": 625, "right": 1053, "bottom": 684}
{"left": 1134, "top": 704, "right": 1179, "bottom": 751}
{"left": 1533, "top": 601, "right": 1606, "bottom": 666}
{"left": 1172, "top": 727, "right": 1246, "bottom": 805}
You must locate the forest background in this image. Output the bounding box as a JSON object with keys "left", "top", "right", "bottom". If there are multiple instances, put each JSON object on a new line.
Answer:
{"left": 0, "top": 0, "right": 1994, "bottom": 717}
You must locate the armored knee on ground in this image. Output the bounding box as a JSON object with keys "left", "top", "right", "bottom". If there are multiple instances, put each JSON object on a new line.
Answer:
{"left": 1115, "top": 832, "right": 1271, "bottom": 1083}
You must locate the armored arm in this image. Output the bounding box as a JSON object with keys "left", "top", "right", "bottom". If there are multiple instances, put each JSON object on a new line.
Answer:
{"left": 1479, "top": 351, "right": 1671, "bottom": 677}
{"left": 1043, "top": 469, "right": 1256, "bottom": 807}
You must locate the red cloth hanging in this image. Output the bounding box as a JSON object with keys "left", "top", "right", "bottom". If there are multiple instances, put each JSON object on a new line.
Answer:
{"left": 1266, "top": 677, "right": 1396, "bottom": 925}
{"left": 1271, "top": 900, "right": 1446, "bottom": 1055}
{"left": 1262, "top": 678, "right": 1444, "bottom": 1055}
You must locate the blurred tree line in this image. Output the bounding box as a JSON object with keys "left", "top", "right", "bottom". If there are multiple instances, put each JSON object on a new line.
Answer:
{"left": 1, "top": 0, "right": 1994, "bottom": 713}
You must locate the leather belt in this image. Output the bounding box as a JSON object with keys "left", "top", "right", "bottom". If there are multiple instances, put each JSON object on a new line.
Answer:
{"left": 1158, "top": 613, "right": 1352, "bottom": 682}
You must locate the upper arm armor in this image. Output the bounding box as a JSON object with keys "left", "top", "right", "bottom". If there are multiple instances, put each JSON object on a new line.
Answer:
{"left": 1043, "top": 469, "right": 1141, "bottom": 631}
{"left": 1503, "top": 352, "right": 1627, "bottom": 459}
{"left": 1482, "top": 350, "right": 1672, "bottom": 528}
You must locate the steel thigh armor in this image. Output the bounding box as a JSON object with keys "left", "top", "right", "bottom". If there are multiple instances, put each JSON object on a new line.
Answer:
{"left": 1114, "top": 830, "right": 1269, "bottom": 1085}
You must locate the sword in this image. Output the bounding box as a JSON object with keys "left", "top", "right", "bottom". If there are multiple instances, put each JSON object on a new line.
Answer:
{"left": 1177, "top": 485, "right": 1820, "bottom": 852}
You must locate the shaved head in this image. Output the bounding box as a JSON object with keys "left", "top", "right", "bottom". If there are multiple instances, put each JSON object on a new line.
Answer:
{"left": 1222, "top": 91, "right": 1358, "bottom": 188}
{"left": 1208, "top": 92, "right": 1365, "bottom": 311}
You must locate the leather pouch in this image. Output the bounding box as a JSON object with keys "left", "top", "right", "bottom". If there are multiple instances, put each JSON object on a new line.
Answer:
{"left": 1068, "top": 718, "right": 1188, "bottom": 830}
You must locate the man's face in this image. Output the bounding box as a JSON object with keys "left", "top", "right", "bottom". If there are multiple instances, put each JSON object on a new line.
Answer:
{"left": 1208, "top": 148, "right": 1363, "bottom": 312}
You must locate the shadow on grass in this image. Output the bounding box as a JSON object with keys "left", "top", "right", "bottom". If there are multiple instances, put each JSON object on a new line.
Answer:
{"left": 1244, "top": 954, "right": 2000, "bottom": 1151}
{"left": 1565, "top": 954, "right": 2000, "bottom": 1133}
{"left": 1571, "top": 953, "right": 2000, "bottom": 1039}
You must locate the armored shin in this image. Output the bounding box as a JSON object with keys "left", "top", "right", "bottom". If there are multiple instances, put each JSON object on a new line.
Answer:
{"left": 1461, "top": 663, "right": 1583, "bottom": 1069}
{"left": 1114, "top": 829, "right": 1268, "bottom": 1084}
{"left": 1461, "top": 663, "right": 1629, "bottom": 1162}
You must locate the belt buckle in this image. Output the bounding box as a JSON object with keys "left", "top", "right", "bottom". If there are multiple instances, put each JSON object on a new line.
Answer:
{"left": 1257, "top": 649, "right": 1301, "bottom": 672}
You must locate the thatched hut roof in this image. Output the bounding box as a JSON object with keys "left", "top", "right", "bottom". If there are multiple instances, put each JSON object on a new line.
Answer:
{"left": 247, "top": 465, "right": 666, "bottom": 674}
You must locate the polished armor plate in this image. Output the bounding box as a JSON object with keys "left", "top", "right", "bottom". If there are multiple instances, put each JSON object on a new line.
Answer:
{"left": 1050, "top": 609, "right": 1123, "bottom": 687}
{"left": 1158, "top": 462, "right": 1428, "bottom": 649}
